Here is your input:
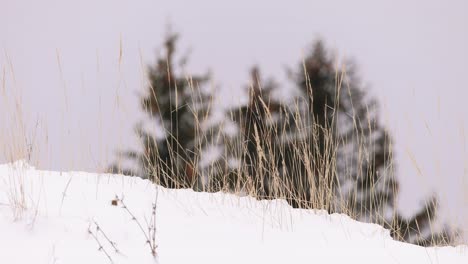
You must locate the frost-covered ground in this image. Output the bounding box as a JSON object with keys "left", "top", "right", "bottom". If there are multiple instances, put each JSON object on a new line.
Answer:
{"left": 0, "top": 161, "right": 467, "bottom": 263}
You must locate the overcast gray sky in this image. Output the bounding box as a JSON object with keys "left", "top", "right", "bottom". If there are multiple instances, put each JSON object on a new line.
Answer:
{"left": 1, "top": 0, "right": 467, "bottom": 239}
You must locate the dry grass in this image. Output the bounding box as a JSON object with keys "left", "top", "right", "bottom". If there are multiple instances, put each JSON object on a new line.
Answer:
{"left": 107, "top": 60, "right": 462, "bottom": 246}
{"left": 0, "top": 44, "right": 464, "bottom": 247}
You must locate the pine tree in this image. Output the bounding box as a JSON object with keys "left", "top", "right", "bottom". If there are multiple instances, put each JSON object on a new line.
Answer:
{"left": 110, "top": 33, "right": 214, "bottom": 189}
{"left": 227, "top": 67, "right": 286, "bottom": 197}
{"left": 288, "top": 40, "right": 396, "bottom": 218}
{"left": 296, "top": 41, "right": 455, "bottom": 245}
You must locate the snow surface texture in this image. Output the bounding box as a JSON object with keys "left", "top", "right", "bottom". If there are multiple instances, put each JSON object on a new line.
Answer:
{"left": 0, "top": 161, "right": 467, "bottom": 263}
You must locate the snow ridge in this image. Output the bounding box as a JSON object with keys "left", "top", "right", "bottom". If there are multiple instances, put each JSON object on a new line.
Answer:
{"left": 0, "top": 162, "right": 466, "bottom": 263}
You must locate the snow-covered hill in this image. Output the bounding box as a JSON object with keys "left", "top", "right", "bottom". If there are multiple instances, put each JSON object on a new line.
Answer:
{"left": 0, "top": 161, "right": 466, "bottom": 263}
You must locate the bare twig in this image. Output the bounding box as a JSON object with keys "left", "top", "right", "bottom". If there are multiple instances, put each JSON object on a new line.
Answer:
{"left": 115, "top": 195, "right": 158, "bottom": 257}
{"left": 59, "top": 176, "right": 72, "bottom": 215}
{"left": 150, "top": 190, "right": 159, "bottom": 255}
{"left": 88, "top": 224, "right": 114, "bottom": 264}
{"left": 93, "top": 221, "right": 121, "bottom": 254}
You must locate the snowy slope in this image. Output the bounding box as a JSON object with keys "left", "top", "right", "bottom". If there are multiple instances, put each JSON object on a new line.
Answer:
{"left": 0, "top": 161, "right": 467, "bottom": 264}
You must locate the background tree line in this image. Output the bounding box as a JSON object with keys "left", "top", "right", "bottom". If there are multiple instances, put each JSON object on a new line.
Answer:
{"left": 109, "top": 32, "right": 456, "bottom": 246}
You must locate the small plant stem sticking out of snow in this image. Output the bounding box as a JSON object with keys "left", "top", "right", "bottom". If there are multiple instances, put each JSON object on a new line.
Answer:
{"left": 115, "top": 194, "right": 158, "bottom": 258}
{"left": 93, "top": 220, "right": 121, "bottom": 254}
{"left": 88, "top": 223, "right": 114, "bottom": 264}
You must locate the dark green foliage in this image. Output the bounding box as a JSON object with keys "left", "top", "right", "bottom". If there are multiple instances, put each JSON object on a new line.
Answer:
{"left": 110, "top": 33, "right": 212, "bottom": 189}
{"left": 228, "top": 40, "right": 395, "bottom": 214}
{"left": 229, "top": 67, "right": 281, "bottom": 196}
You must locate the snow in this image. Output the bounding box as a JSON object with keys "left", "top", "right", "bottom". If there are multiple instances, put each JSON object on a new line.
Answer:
{"left": 0, "top": 161, "right": 467, "bottom": 264}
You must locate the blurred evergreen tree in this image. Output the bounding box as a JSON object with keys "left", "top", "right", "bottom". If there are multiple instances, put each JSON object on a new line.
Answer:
{"left": 294, "top": 41, "right": 454, "bottom": 245}
{"left": 227, "top": 67, "right": 286, "bottom": 197}
{"left": 109, "top": 33, "right": 216, "bottom": 189}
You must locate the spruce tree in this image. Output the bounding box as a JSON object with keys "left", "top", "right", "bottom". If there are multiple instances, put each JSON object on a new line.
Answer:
{"left": 296, "top": 41, "right": 454, "bottom": 245}
{"left": 227, "top": 67, "right": 286, "bottom": 197}
{"left": 110, "top": 33, "right": 213, "bottom": 189}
